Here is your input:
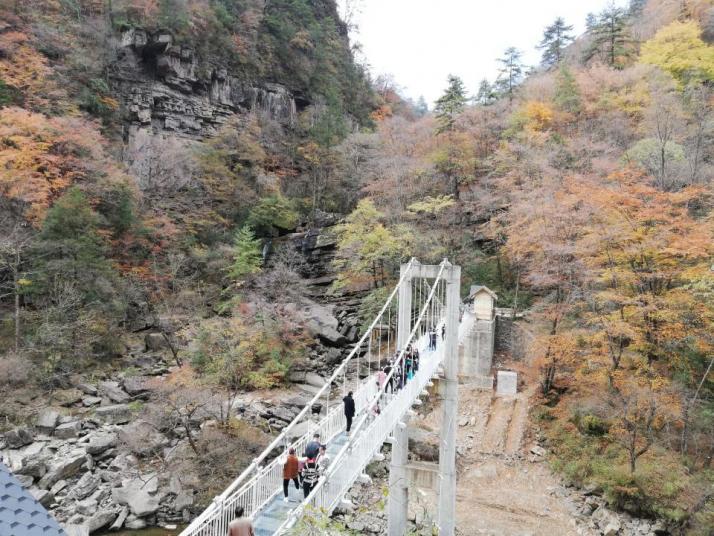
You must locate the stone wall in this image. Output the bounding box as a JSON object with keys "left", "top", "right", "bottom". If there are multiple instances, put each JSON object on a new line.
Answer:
{"left": 495, "top": 314, "right": 534, "bottom": 362}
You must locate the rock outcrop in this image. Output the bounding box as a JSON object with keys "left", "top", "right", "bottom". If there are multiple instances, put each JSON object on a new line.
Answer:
{"left": 111, "top": 28, "right": 298, "bottom": 140}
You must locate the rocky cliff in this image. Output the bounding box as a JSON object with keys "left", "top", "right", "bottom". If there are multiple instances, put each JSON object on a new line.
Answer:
{"left": 111, "top": 28, "right": 300, "bottom": 141}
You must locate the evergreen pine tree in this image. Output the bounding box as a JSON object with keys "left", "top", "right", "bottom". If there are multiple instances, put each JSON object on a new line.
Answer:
{"left": 434, "top": 75, "right": 467, "bottom": 134}
{"left": 554, "top": 65, "right": 582, "bottom": 114}
{"left": 585, "top": 12, "right": 598, "bottom": 31}
{"left": 475, "top": 79, "right": 495, "bottom": 105}
{"left": 584, "top": 4, "right": 633, "bottom": 68}
{"left": 495, "top": 47, "right": 524, "bottom": 103}
{"left": 628, "top": 0, "right": 646, "bottom": 17}
{"left": 538, "top": 17, "right": 575, "bottom": 68}
{"left": 415, "top": 96, "right": 429, "bottom": 117}
{"left": 229, "top": 225, "right": 262, "bottom": 281}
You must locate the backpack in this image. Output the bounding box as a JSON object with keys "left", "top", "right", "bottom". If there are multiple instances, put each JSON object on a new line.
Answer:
{"left": 302, "top": 459, "right": 319, "bottom": 485}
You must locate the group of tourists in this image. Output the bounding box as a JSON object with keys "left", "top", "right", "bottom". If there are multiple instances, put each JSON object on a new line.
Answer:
{"left": 375, "top": 342, "right": 422, "bottom": 395}
{"left": 281, "top": 431, "right": 331, "bottom": 504}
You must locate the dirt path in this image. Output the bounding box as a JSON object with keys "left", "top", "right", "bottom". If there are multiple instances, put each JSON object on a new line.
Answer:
{"left": 412, "top": 379, "right": 594, "bottom": 536}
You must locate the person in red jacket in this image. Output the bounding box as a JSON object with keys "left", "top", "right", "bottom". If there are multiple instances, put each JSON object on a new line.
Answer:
{"left": 282, "top": 448, "right": 300, "bottom": 502}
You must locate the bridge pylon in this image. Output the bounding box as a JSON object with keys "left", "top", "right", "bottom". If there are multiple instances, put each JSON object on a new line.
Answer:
{"left": 388, "top": 260, "right": 460, "bottom": 536}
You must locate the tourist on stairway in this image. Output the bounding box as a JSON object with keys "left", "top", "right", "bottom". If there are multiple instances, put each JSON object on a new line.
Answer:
{"left": 343, "top": 391, "right": 356, "bottom": 433}
{"left": 430, "top": 328, "right": 438, "bottom": 350}
{"left": 282, "top": 448, "right": 300, "bottom": 503}
{"left": 442, "top": 323, "right": 446, "bottom": 340}
{"left": 227, "top": 506, "right": 254, "bottom": 536}
{"left": 383, "top": 363, "right": 394, "bottom": 393}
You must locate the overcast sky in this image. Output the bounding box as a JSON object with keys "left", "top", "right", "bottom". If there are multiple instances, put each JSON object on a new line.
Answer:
{"left": 339, "top": 0, "right": 630, "bottom": 105}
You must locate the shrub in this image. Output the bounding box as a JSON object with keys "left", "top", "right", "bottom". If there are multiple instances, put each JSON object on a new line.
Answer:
{"left": 0, "top": 353, "right": 33, "bottom": 387}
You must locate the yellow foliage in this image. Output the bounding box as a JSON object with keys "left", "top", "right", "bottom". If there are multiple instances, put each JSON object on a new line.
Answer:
{"left": 523, "top": 101, "right": 555, "bottom": 132}
{"left": 640, "top": 21, "right": 714, "bottom": 86}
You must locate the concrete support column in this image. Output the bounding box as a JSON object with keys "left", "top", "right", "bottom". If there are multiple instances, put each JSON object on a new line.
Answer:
{"left": 387, "top": 417, "right": 410, "bottom": 536}
{"left": 389, "top": 262, "right": 413, "bottom": 536}
{"left": 438, "top": 264, "right": 460, "bottom": 536}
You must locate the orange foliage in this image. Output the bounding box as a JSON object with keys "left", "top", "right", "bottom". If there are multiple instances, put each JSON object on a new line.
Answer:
{"left": 0, "top": 107, "right": 133, "bottom": 223}
{"left": 0, "top": 31, "right": 71, "bottom": 113}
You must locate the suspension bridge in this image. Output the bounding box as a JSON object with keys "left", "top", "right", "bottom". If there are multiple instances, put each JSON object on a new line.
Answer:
{"left": 180, "top": 259, "right": 464, "bottom": 536}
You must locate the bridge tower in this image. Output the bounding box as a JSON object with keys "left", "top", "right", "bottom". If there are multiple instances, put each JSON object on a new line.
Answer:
{"left": 388, "top": 260, "right": 461, "bottom": 536}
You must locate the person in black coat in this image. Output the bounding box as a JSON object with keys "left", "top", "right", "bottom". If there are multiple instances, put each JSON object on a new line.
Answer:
{"left": 343, "top": 391, "right": 356, "bottom": 433}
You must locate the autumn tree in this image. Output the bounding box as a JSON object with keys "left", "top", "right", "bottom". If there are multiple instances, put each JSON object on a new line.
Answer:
{"left": 640, "top": 20, "right": 714, "bottom": 86}
{"left": 495, "top": 47, "right": 524, "bottom": 103}
{"left": 538, "top": 17, "right": 575, "bottom": 68}
{"left": 333, "top": 199, "right": 412, "bottom": 290}
{"left": 0, "top": 223, "right": 33, "bottom": 353}
{"left": 434, "top": 75, "right": 467, "bottom": 134}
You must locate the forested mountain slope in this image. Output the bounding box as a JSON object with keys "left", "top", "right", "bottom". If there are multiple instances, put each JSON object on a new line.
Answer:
{"left": 340, "top": 1, "right": 714, "bottom": 533}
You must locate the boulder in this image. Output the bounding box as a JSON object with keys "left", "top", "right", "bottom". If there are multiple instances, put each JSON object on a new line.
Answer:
{"left": 408, "top": 427, "right": 440, "bottom": 462}
{"left": 76, "top": 498, "right": 98, "bottom": 516}
{"left": 38, "top": 449, "right": 87, "bottom": 488}
{"left": 98, "top": 381, "right": 130, "bottom": 404}
{"left": 593, "top": 506, "right": 622, "bottom": 536}
{"left": 36, "top": 409, "right": 61, "bottom": 432}
{"left": 29, "top": 487, "right": 54, "bottom": 507}
{"left": 173, "top": 490, "right": 194, "bottom": 510}
{"left": 53, "top": 388, "right": 84, "bottom": 406}
{"left": 70, "top": 472, "right": 101, "bottom": 500}
{"left": 94, "top": 404, "right": 132, "bottom": 424}
{"left": 55, "top": 421, "right": 83, "bottom": 439}
{"left": 302, "top": 301, "right": 347, "bottom": 346}
{"left": 123, "top": 376, "right": 150, "bottom": 396}
{"left": 82, "top": 396, "right": 102, "bottom": 407}
{"left": 87, "top": 509, "right": 118, "bottom": 533}
{"left": 110, "top": 507, "right": 129, "bottom": 530}
{"left": 16, "top": 456, "right": 47, "bottom": 478}
{"left": 77, "top": 383, "right": 98, "bottom": 396}
{"left": 4, "top": 427, "right": 34, "bottom": 448}
{"left": 117, "top": 421, "right": 167, "bottom": 456}
{"left": 86, "top": 432, "right": 117, "bottom": 455}
{"left": 144, "top": 332, "right": 167, "bottom": 351}
{"left": 111, "top": 474, "right": 161, "bottom": 517}
{"left": 124, "top": 515, "right": 147, "bottom": 529}
{"left": 304, "top": 372, "right": 326, "bottom": 388}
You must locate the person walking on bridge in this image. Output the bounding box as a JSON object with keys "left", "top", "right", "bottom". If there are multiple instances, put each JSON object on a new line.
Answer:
{"left": 343, "top": 391, "right": 355, "bottom": 433}
{"left": 282, "top": 448, "right": 300, "bottom": 503}
{"left": 227, "top": 506, "right": 254, "bottom": 536}
{"left": 304, "top": 433, "right": 321, "bottom": 459}
{"left": 301, "top": 456, "right": 320, "bottom": 499}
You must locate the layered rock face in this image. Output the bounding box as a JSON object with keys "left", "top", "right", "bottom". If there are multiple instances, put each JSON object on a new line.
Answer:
{"left": 111, "top": 28, "right": 299, "bottom": 140}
